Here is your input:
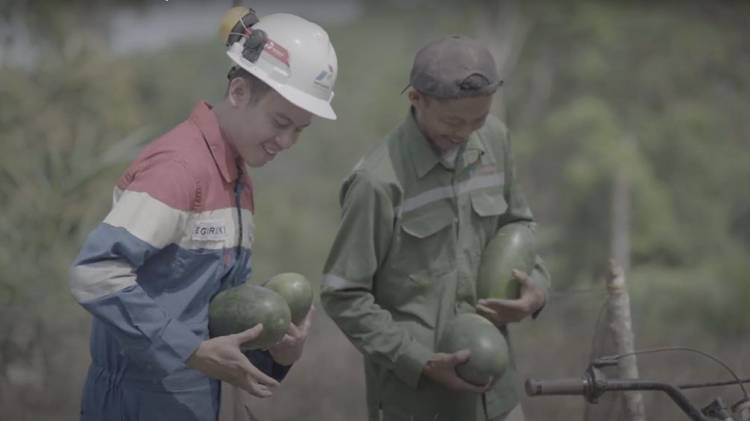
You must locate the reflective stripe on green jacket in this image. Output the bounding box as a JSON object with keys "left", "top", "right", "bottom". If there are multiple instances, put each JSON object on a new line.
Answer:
{"left": 321, "top": 110, "right": 550, "bottom": 421}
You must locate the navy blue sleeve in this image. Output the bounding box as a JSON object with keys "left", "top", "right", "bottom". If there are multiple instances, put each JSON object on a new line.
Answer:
{"left": 243, "top": 350, "right": 291, "bottom": 381}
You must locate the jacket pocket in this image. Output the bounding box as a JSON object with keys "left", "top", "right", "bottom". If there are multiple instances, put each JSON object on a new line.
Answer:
{"left": 391, "top": 204, "right": 455, "bottom": 275}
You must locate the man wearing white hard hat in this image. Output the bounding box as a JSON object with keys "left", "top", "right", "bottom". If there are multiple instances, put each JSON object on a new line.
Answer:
{"left": 69, "top": 8, "right": 337, "bottom": 421}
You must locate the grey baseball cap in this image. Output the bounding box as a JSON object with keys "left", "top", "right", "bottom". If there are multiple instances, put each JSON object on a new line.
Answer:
{"left": 402, "top": 35, "right": 502, "bottom": 98}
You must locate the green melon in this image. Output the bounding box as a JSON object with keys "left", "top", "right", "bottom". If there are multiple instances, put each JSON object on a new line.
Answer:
{"left": 208, "top": 283, "right": 291, "bottom": 350}
{"left": 476, "top": 223, "right": 535, "bottom": 300}
{"left": 437, "top": 313, "right": 509, "bottom": 386}
{"left": 264, "top": 272, "right": 313, "bottom": 325}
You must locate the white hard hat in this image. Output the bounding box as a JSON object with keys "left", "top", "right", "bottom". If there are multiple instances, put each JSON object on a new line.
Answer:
{"left": 225, "top": 12, "right": 338, "bottom": 120}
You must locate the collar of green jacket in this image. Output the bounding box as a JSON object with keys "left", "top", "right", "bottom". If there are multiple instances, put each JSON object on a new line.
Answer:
{"left": 402, "top": 108, "right": 492, "bottom": 178}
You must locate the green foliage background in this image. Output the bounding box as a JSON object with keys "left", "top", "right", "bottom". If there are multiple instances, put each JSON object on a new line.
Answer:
{"left": 1, "top": 1, "right": 748, "bottom": 419}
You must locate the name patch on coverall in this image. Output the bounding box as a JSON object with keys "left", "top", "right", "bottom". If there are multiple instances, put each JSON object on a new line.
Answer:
{"left": 192, "top": 220, "right": 228, "bottom": 241}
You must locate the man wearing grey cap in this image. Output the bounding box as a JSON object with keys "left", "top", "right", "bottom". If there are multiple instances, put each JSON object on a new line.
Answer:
{"left": 321, "top": 35, "right": 550, "bottom": 421}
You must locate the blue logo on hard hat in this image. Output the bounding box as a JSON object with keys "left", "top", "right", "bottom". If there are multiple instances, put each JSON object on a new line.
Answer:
{"left": 315, "top": 64, "right": 334, "bottom": 83}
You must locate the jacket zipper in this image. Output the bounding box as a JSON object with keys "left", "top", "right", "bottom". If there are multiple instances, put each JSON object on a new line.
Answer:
{"left": 234, "top": 166, "right": 244, "bottom": 262}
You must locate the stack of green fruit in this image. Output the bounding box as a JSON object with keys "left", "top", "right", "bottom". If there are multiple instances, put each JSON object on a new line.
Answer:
{"left": 208, "top": 272, "right": 313, "bottom": 350}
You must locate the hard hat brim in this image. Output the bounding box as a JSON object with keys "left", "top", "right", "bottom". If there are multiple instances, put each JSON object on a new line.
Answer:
{"left": 277, "top": 82, "right": 337, "bottom": 120}
{"left": 227, "top": 50, "right": 337, "bottom": 120}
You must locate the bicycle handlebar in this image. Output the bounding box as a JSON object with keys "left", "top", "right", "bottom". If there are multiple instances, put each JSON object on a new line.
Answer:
{"left": 525, "top": 368, "right": 711, "bottom": 421}
{"left": 526, "top": 378, "right": 587, "bottom": 396}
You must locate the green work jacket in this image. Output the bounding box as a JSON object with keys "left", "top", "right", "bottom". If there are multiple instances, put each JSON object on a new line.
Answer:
{"left": 321, "top": 109, "right": 550, "bottom": 421}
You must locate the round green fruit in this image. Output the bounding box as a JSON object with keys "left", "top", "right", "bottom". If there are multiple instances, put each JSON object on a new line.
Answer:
{"left": 437, "top": 313, "right": 509, "bottom": 386}
{"left": 476, "top": 223, "right": 535, "bottom": 300}
{"left": 209, "top": 283, "right": 291, "bottom": 350}
{"left": 264, "top": 272, "right": 313, "bottom": 325}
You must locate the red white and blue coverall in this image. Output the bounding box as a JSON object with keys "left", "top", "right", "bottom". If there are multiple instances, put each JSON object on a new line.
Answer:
{"left": 70, "top": 101, "right": 289, "bottom": 421}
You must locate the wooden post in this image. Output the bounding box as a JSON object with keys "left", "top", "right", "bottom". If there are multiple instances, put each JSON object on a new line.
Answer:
{"left": 606, "top": 261, "right": 646, "bottom": 421}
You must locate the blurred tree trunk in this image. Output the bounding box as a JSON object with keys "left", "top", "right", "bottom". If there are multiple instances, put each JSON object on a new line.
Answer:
{"left": 608, "top": 137, "right": 645, "bottom": 420}
{"left": 585, "top": 137, "right": 645, "bottom": 421}
{"left": 606, "top": 262, "right": 646, "bottom": 421}
{"left": 474, "top": 0, "right": 532, "bottom": 122}
{"left": 611, "top": 137, "right": 633, "bottom": 274}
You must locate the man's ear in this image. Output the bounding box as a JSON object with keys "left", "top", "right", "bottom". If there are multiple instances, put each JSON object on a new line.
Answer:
{"left": 227, "top": 77, "right": 249, "bottom": 107}
{"left": 407, "top": 89, "right": 421, "bottom": 108}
